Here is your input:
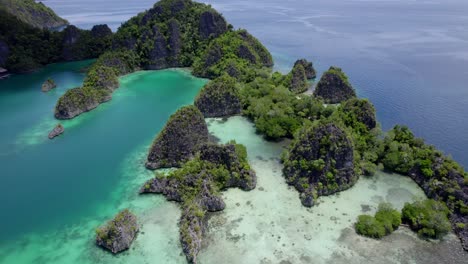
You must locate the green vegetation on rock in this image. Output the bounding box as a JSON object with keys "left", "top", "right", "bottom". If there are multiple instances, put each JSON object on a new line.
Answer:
{"left": 282, "top": 120, "right": 357, "bottom": 207}
{"left": 141, "top": 141, "right": 256, "bottom": 262}
{"left": 146, "top": 105, "right": 209, "bottom": 169}
{"left": 95, "top": 209, "right": 139, "bottom": 254}
{"left": 355, "top": 203, "right": 401, "bottom": 239}
{"left": 313, "top": 66, "right": 356, "bottom": 104}
{"left": 402, "top": 199, "right": 451, "bottom": 239}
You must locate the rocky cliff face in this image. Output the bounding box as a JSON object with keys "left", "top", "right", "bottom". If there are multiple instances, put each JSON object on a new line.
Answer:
{"left": 314, "top": 66, "right": 356, "bottom": 104}
{"left": 141, "top": 141, "right": 255, "bottom": 263}
{"left": 61, "top": 25, "right": 82, "bottom": 61}
{"left": 283, "top": 122, "right": 357, "bottom": 207}
{"left": 199, "top": 10, "right": 228, "bottom": 39}
{"left": 0, "top": 40, "right": 9, "bottom": 68}
{"left": 194, "top": 75, "right": 241, "bottom": 118}
{"left": 146, "top": 106, "right": 209, "bottom": 169}
{"left": 289, "top": 63, "right": 309, "bottom": 94}
{"left": 91, "top": 24, "right": 112, "bottom": 38}
{"left": 294, "top": 59, "right": 316, "bottom": 79}
{"left": 96, "top": 209, "right": 139, "bottom": 254}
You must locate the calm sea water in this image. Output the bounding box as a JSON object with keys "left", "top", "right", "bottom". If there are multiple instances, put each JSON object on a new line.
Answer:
{"left": 45, "top": 0, "right": 468, "bottom": 168}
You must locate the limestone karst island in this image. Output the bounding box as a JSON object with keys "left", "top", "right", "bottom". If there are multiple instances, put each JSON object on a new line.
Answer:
{"left": 0, "top": 0, "right": 467, "bottom": 263}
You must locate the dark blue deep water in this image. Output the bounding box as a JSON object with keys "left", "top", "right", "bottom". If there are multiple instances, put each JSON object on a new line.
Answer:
{"left": 47, "top": 0, "right": 468, "bottom": 168}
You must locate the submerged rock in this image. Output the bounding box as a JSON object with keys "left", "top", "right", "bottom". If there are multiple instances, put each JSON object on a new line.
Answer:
{"left": 194, "top": 75, "right": 241, "bottom": 118}
{"left": 294, "top": 59, "right": 316, "bottom": 79}
{"left": 41, "top": 78, "right": 57, "bottom": 92}
{"left": 283, "top": 121, "right": 357, "bottom": 207}
{"left": 48, "top": 124, "right": 64, "bottom": 139}
{"left": 314, "top": 66, "right": 356, "bottom": 104}
{"left": 95, "top": 209, "right": 138, "bottom": 254}
{"left": 146, "top": 106, "right": 209, "bottom": 169}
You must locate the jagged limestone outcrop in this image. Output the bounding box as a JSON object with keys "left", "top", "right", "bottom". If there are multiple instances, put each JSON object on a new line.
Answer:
{"left": 294, "top": 59, "right": 316, "bottom": 79}
{"left": 54, "top": 0, "right": 272, "bottom": 120}
{"left": 95, "top": 209, "right": 139, "bottom": 254}
{"left": 146, "top": 106, "right": 209, "bottom": 169}
{"left": 141, "top": 141, "right": 256, "bottom": 263}
{"left": 313, "top": 66, "right": 356, "bottom": 104}
{"left": 194, "top": 75, "right": 241, "bottom": 118}
{"left": 283, "top": 121, "right": 357, "bottom": 207}
{"left": 288, "top": 63, "right": 309, "bottom": 94}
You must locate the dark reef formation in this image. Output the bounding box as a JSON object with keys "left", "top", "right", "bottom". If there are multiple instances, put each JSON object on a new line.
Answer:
{"left": 0, "top": 0, "right": 68, "bottom": 29}
{"left": 283, "top": 121, "right": 357, "bottom": 207}
{"left": 48, "top": 123, "right": 64, "bottom": 139}
{"left": 141, "top": 141, "right": 256, "bottom": 263}
{"left": 41, "top": 78, "right": 57, "bottom": 92}
{"left": 194, "top": 75, "right": 241, "bottom": 118}
{"left": 313, "top": 66, "right": 356, "bottom": 104}
{"left": 95, "top": 209, "right": 139, "bottom": 254}
{"left": 146, "top": 105, "right": 209, "bottom": 169}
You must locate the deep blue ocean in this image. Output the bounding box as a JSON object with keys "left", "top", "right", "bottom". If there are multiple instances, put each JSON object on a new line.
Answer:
{"left": 47, "top": 0, "right": 468, "bottom": 168}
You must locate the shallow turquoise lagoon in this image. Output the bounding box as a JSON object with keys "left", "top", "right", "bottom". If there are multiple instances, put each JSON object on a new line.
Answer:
{"left": 0, "top": 63, "right": 466, "bottom": 264}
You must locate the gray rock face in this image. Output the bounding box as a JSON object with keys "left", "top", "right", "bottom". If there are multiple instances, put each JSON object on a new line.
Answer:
{"left": 294, "top": 59, "right": 316, "bottom": 79}
{"left": 41, "top": 79, "right": 57, "bottom": 92}
{"left": 283, "top": 122, "right": 357, "bottom": 207}
{"left": 147, "top": 26, "right": 169, "bottom": 70}
{"left": 95, "top": 209, "right": 138, "bottom": 254}
{"left": 0, "top": 40, "right": 9, "bottom": 67}
{"left": 289, "top": 63, "right": 309, "bottom": 94}
{"left": 194, "top": 75, "right": 241, "bottom": 118}
{"left": 91, "top": 24, "right": 112, "bottom": 38}
{"left": 167, "top": 19, "right": 182, "bottom": 67}
{"left": 314, "top": 66, "right": 356, "bottom": 104}
{"left": 199, "top": 11, "right": 227, "bottom": 39}
{"left": 146, "top": 106, "right": 209, "bottom": 169}
{"left": 48, "top": 124, "right": 64, "bottom": 139}
{"left": 61, "top": 25, "right": 81, "bottom": 61}
{"left": 237, "top": 45, "right": 257, "bottom": 64}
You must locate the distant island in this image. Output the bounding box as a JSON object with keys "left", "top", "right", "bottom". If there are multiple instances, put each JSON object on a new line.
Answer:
{"left": 1, "top": 0, "right": 466, "bottom": 263}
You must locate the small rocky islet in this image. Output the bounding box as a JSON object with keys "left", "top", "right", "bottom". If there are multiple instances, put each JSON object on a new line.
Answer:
{"left": 1, "top": 0, "right": 466, "bottom": 262}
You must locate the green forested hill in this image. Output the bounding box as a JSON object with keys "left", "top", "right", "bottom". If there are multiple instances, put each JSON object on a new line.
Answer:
{"left": 0, "top": 0, "right": 68, "bottom": 29}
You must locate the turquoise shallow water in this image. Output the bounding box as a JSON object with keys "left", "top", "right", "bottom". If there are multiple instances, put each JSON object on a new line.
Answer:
{"left": 0, "top": 63, "right": 206, "bottom": 263}
{"left": 0, "top": 63, "right": 466, "bottom": 263}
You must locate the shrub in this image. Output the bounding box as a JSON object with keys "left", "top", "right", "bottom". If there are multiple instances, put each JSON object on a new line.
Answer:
{"left": 401, "top": 199, "right": 451, "bottom": 239}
